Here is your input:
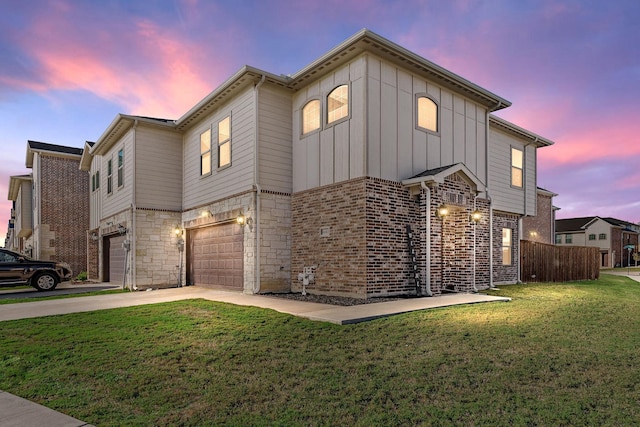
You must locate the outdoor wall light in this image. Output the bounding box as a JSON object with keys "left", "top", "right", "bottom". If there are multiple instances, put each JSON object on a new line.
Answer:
{"left": 237, "top": 215, "right": 253, "bottom": 228}
{"left": 90, "top": 232, "right": 99, "bottom": 241}
{"left": 437, "top": 205, "right": 449, "bottom": 218}
{"left": 117, "top": 224, "right": 127, "bottom": 235}
{"left": 173, "top": 225, "right": 183, "bottom": 237}
{"left": 470, "top": 209, "right": 482, "bottom": 223}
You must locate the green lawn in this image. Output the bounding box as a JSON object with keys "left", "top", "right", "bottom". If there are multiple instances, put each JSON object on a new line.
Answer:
{"left": 1, "top": 274, "right": 640, "bottom": 426}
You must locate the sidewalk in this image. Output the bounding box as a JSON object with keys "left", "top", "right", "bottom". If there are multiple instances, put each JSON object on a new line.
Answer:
{"left": 0, "top": 285, "right": 510, "bottom": 324}
{"left": 0, "top": 286, "right": 509, "bottom": 426}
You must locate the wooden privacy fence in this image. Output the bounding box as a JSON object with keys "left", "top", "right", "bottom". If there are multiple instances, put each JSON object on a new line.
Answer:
{"left": 520, "top": 240, "right": 600, "bottom": 283}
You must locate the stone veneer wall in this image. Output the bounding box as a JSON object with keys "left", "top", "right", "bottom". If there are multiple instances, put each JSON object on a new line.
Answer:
{"left": 257, "top": 192, "right": 291, "bottom": 293}
{"left": 87, "top": 228, "right": 99, "bottom": 281}
{"left": 493, "top": 211, "right": 520, "bottom": 284}
{"left": 134, "top": 209, "right": 183, "bottom": 289}
{"left": 292, "top": 178, "right": 368, "bottom": 298}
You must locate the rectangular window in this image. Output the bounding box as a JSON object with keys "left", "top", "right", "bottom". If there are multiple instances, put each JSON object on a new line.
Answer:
{"left": 589, "top": 234, "right": 596, "bottom": 241}
{"left": 599, "top": 234, "right": 607, "bottom": 240}
{"left": 565, "top": 234, "right": 573, "bottom": 244}
{"left": 107, "top": 160, "right": 113, "bottom": 194}
{"left": 117, "top": 149, "right": 124, "bottom": 187}
{"left": 218, "top": 116, "right": 231, "bottom": 168}
{"left": 95, "top": 170, "right": 100, "bottom": 190}
{"left": 502, "top": 228, "right": 512, "bottom": 266}
{"left": 91, "top": 174, "right": 95, "bottom": 192}
{"left": 200, "top": 129, "right": 211, "bottom": 175}
{"left": 555, "top": 234, "right": 561, "bottom": 244}
{"left": 511, "top": 147, "right": 523, "bottom": 188}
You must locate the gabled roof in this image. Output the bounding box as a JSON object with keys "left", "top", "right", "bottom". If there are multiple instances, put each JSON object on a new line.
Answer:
{"left": 175, "top": 29, "right": 512, "bottom": 132}
{"left": 26, "top": 140, "right": 83, "bottom": 168}
{"left": 288, "top": 29, "right": 511, "bottom": 110}
{"left": 489, "top": 115, "right": 554, "bottom": 147}
{"left": 402, "top": 163, "right": 485, "bottom": 193}
{"left": 85, "top": 115, "right": 178, "bottom": 167}
{"left": 7, "top": 174, "right": 32, "bottom": 201}
{"left": 556, "top": 216, "right": 640, "bottom": 233}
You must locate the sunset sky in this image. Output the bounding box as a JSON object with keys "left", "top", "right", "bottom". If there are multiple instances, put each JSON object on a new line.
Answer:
{"left": 1, "top": 0, "right": 639, "bottom": 244}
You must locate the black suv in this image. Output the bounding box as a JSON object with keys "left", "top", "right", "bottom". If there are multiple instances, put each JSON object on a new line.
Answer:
{"left": 0, "top": 248, "right": 72, "bottom": 291}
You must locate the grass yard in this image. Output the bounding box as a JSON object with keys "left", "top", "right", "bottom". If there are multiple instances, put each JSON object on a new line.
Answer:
{"left": 1, "top": 274, "right": 640, "bottom": 426}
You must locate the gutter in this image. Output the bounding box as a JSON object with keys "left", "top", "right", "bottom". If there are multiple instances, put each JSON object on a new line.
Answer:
{"left": 131, "top": 119, "right": 138, "bottom": 291}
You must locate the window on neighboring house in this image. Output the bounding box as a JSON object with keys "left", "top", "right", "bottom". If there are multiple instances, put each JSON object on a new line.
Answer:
{"left": 200, "top": 129, "right": 211, "bottom": 175}
{"left": 95, "top": 170, "right": 100, "bottom": 190}
{"left": 218, "top": 116, "right": 231, "bottom": 168}
{"left": 327, "top": 85, "right": 349, "bottom": 124}
{"left": 107, "top": 159, "right": 113, "bottom": 194}
{"left": 91, "top": 174, "right": 95, "bottom": 192}
{"left": 502, "top": 228, "right": 512, "bottom": 265}
{"left": 117, "top": 149, "right": 124, "bottom": 187}
{"left": 599, "top": 233, "right": 607, "bottom": 240}
{"left": 302, "top": 99, "right": 321, "bottom": 135}
{"left": 417, "top": 96, "right": 438, "bottom": 132}
{"left": 511, "top": 147, "right": 523, "bottom": 187}
{"left": 555, "top": 234, "right": 561, "bottom": 244}
{"left": 565, "top": 234, "right": 573, "bottom": 244}
{"left": 589, "top": 234, "right": 596, "bottom": 241}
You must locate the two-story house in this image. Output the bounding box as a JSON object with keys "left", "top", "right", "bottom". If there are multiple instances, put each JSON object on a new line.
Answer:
{"left": 83, "top": 29, "right": 553, "bottom": 297}
{"left": 7, "top": 174, "right": 33, "bottom": 254}
{"left": 556, "top": 217, "right": 639, "bottom": 268}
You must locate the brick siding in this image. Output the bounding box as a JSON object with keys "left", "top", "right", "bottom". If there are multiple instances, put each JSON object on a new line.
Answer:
{"left": 522, "top": 193, "right": 554, "bottom": 244}
{"left": 39, "top": 156, "right": 89, "bottom": 276}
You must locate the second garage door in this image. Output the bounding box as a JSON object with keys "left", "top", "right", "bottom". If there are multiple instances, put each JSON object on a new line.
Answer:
{"left": 187, "top": 223, "right": 244, "bottom": 290}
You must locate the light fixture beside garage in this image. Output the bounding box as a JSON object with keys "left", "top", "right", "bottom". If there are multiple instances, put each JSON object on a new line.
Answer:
{"left": 173, "top": 225, "right": 184, "bottom": 237}
{"left": 437, "top": 205, "right": 449, "bottom": 218}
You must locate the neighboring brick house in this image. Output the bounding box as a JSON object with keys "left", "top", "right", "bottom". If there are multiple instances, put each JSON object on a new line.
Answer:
{"left": 6, "top": 174, "right": 33, "bottom": 253}
{"left": 81, "top": 29, "right": 553, "bottom": 296}
{"left": 521, "top": 187, "right": 558, "bottom": 244}
{"left": 23, "top": 141, "right": 89, "bottom": 276}
{"left": 556, "top": 217, "right": 639, "bottom": 268}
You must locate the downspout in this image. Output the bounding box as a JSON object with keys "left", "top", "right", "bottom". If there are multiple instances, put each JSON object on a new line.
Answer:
{"left": 518, "top": 139, "right": 536, "bottom": 283}
{"left": 473, "top": 193, "right": 479, "bottom": 292}
{"left": 420, "top": 181, "right": 433, "bottom": 296}
{"left": 130, "top": 119, "right": 138, "bottom": 291}
{"left": 486, "top": 103, "right": 500, "bottom": 288}
{"left": 253, "top": 75, "right": 266, "bottom": 294}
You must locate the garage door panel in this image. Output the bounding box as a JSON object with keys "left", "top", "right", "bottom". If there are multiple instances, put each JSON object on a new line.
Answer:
{"left": 187, "top": 223, "right": 243, "bottom": 290}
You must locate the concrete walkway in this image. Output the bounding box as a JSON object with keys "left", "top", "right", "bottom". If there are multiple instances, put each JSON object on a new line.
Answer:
{"left": 0, "top": 285, "right": 510, "bottom": 324}
{"left": 0, "top": 285, "right": 509, "bottom": 426}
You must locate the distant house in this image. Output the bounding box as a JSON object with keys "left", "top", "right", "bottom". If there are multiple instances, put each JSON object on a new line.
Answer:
{"left": 521, "top": 187, "right": 558, "bottom": 244}
{"left": 556, "top": 217, "right": 639, "bottom": 267}
{"left": 20, "top": 141, "right": 89, "bottom": 275}
{"left": 81, "top": 29, "right": 554, "bottom": 296}
{"left": 6, "top": 174, "right": 33, "bottom": 253}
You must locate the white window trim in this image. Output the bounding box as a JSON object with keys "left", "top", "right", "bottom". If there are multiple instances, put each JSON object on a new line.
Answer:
{"left": 511, "top": 146, "right": 524, "bottom": 189}
{"left": 325, "top": 84, "right": 350, "bottom": 128}
{"left": 217, "top": 114, "right": 232, "bottom": 170}
{"left": 415, "top": 93, "right": 440, "bottom": 135}
{"left": 301, "top": 98, "right": 321, "bottom": 137}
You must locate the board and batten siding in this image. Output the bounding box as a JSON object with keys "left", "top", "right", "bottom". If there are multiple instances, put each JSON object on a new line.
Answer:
{"left": 292, "top": 55, "right": 367, "bottom": 193}
{"left": 102, "top": 130, "right": 134, "bottom": 218}
{"left": 135, "top": 125, "right": 183, "bottom": 211}
{"left": 257, "top": 85, "right": 293, "bottom": 194}
{"left": 488, "top": 127, "right": 537, "bottom": 216}
{"left": 367, "top": 56, "right": 488, "bottom": 183}
{"left": 89, "top": 155, "right": 102, "bottom": 229}
{"left": 182, "top": 86, "right": 256, "bottom": 210}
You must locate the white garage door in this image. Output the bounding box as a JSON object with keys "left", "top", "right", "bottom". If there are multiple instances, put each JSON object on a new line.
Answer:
{"left": 187, "top": 223, "right": 243, "bottom": 290}
{"left": 106, "top": 235, "right": 126, "bottom": 284}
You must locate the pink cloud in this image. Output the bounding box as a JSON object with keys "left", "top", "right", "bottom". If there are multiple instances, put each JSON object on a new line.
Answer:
{"left": 13, "top": 2, "right": 235, "bottom": 118}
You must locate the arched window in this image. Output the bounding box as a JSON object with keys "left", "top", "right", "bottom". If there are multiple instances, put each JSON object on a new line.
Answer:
{"left": 302, "top": 99, "right": 321, "bottom": 135}
{"left": 417, "top": 96, "right": 438, "bottom": 132}
{"left": 327, "top": 85, "right": 349, "bottom": 124}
